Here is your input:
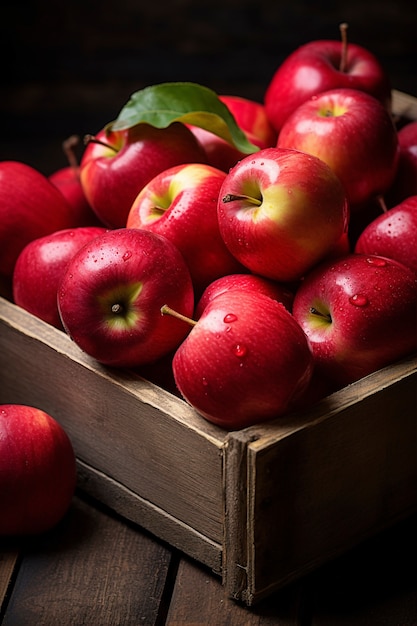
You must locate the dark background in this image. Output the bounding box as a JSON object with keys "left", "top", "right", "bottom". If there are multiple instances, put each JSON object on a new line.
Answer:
{"left": 1, "top": 0, "right": 416, "bottom": 175}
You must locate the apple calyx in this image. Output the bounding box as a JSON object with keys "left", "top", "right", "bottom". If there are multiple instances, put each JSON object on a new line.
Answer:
{"left": 83, "top": 134, "right": 119, "bottom": 154}
{"left": 99, "top": 283, "right": 143, "bottom": 330}
{"left": 161, "top": 304, "right": 197, "bottom": 327}
{"left": 309, "top": 306, "right": 332, "bottom": 324}
{"left": 222, "top": 193, "right": 262, "bottom": 207}
{"left": 339, "top": 22, "right": 349, "bottom": 73}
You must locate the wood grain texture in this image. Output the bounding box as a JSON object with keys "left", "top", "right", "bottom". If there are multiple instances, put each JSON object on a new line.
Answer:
{"left": 0, "top": 552, "right": 18, "bottom": 616}
{"left": 223, "top": 352, "right": 417, "bottom": 604}
{"left": 166, "top": 557, "right": 303, "bottom": 625}
{"left": 76, "top": 458, "right": 223, "bottom": 572}
{"left": 1, "top": 495, "right": 174, "bottom": 626}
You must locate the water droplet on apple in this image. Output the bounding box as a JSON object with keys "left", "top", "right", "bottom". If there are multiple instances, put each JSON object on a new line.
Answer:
{"left": 366, "top": 257, "right": 387, "bottom": 267}
{"left": 233, "top": 344, "right": 247, "bottom": 358}
{"left": 202, "top": 377, "right": 208, "bottom": 387}
{"left": 122, "top": 250, "right": 132, "bottom": 261}
{"left": 349, "top": 294, "right": 369, "bottom": 307}
{"left": 223, "top": 313, "right": 237, "bottom": 323}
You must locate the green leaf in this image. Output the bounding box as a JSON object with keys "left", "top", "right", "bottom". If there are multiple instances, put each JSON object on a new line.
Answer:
{"left": 109, "top": 82, "right": 259, "bottom": 154}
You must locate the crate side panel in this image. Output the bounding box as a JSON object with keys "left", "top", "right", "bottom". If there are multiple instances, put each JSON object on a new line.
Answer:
{"left": 0, "top": 301, "right": 225, "bottom": 544}
{"left": 77, "top": 460, "right": 223, "bottom": 573}
{"left": 247, "top": 372, "right": 417, "bottom": 602}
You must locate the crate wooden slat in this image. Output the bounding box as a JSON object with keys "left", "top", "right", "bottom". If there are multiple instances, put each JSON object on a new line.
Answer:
{"left": 1, "top": 90, "right": 416, "bottom": 605}
{"left": 225, "top": 354, "right": 417, "bottom": 604}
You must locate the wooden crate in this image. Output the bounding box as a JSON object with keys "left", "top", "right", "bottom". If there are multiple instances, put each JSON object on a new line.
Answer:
{"left": 1, "top": 90, "right": 416, "bottom": 606}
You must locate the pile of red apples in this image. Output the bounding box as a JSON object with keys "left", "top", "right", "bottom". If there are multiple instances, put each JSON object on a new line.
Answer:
{"left": 2, "top": 27, "right": 417, "bottom": 432}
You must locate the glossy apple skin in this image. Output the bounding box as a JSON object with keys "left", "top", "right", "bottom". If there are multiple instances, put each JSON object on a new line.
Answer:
{"left": 58, "top": 228, "right": 195, "bottom": 368}
{"left": 80, "top": 122, "right": 207, "bottom": 229}
{"left": 0, "top": 404, "right": 77, "bottom": 536}
{"left": 13, "top": 226, "right": 107, "bottom": 328}
{"left": 386, "top": 120, "right": 417, "bottom": 205}
{"left": 354, "top": 196, "right": 417, "bottom": 274}
{"left": 217, "top": 147, "right": 349, "bottom": 282}
{"left": 172, "top": 290, "right": 314, "bottom": 430}
{"left": 292, "top": 253, "right": 417, "bottom": 386}
{"left": 0, "top": 161, "right": 78, "bottom": 280}
{"left": 264, "top": 39, "right": 392, "bottom": 133}
{"left": 188, "top": 95, "right": 277, "bottom": 172}
{"left": 49, "top": 165, "right": 103, "bottom": 226}
{"left": 277, "top": 89, "right": 399, "bottom": 208}
{"left": 126, "top": 163, "right": 244, "bottom": 296}
{"left": 194, "top": 273, "right": 294, "bottom": 318}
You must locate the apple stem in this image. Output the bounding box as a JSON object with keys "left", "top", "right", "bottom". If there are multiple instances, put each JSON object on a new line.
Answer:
{"left": 376, "top": 194, "right": 389, "bottom": 213}
{"left": 222, "top": 193, "right": 262, "bottom": 206}
{"left": 339, "top": 22, "right": 349, "bottom": 73}
{"left": 62, "top": 135, "right": 81, "bottom": 173}
{"left": 310, "top": 307, "right": 332, "bottom": 323}
{"left": 161, "top": 304, "right": 197, "bottom": 327}
{"left": 83, "top": 134, "right": 119, "bottom": 153}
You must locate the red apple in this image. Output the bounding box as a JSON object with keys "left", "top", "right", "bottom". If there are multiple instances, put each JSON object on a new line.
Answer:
{"left": 0, "top": 161, "right": 79, "bottom": 281}
{"left": 220, "top": 95, "right": 278, "bottom": 149}
{"left": 49, "top": 134, "right": 102, "bottom": 226}
{"left": 195, "top": 273, "right": 294, "bottom": 319}
{"left": 277, "top": 88, "right": 399, "bottom": 208}
{"left": 13, "top": 226, "right": 107, "bottom": 328}
{"left": 58, "top": 228, "right": 195, "bottom": 368}
{"left": 292, "top": 253, "right": 417, "bottom": 386}
{"left": 354, "top": 195, "right": 417, "bottom": 274}
{"left": 386, "top": 120, "right": 417, "bottom": 205}
{"left": 217, "top": 147, "right": 349, "bottom": 282}
{"left": 264, "top": 29, "right": 392, "bottom": 133}
{"left": 164, "top": 289, "right": 314, "bottom": 430}
{"left": 80, "top": 122, "right": 207, "bottom": 228}
{"left": 0, "top": 404, "right": 77, "bottom": 536}
{"left": 126, "top": 163, "right": 245, "bottom": 296}
{"left": 188, "top": 95, "right": 277, "bottom": 171}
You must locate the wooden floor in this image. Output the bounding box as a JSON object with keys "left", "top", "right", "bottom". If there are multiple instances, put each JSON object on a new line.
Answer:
{"left": 1, "top": 492, "right": 416, "bottom": 625}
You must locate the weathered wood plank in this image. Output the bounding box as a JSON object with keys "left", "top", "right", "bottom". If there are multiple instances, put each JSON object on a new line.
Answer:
{"left": 225, "top": 353, "right": 417, "bottom": 604}
{"left": 166, "top": 557, "right": 303, "bottom": 625}
{"left": 1, "top": 495, "right": 174, "bottom": 626}
{"left": 0, "top": 551, "right": 18, "bottom": 615}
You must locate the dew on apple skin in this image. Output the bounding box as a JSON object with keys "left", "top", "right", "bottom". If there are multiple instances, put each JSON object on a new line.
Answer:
{"left": 223, "top": 313, "right": 238, "bottom": 323}
{"left": 122, "top": 250, "right": 132, "bottom": 261}
{"left": 233, "top": 344, "right": 247, "bottom": 358}
{"left": 366, "top": 257, "right": 387, "bottom": 267}
{"left": 349, "top": 294, "right": 369, "bottom": 307}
